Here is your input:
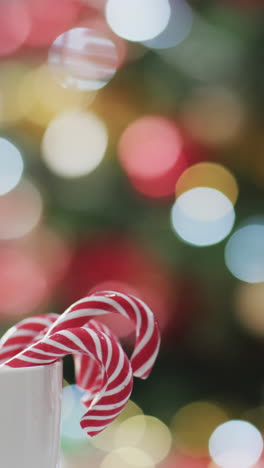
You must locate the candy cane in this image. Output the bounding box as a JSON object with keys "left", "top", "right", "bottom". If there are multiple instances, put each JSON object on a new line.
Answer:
{"left": 0, "top": 291, "right": 160, "bottom": 436}
{"left": 0, "top": 316, "right": 131, "bottom": 435}
{"left": 46, "top": 290, "right": 161, "bottom": 379}
{"left": 3, "top": 326, "right": 133, "bottom": 437}
{"left": 75, "top": 319, "right": 119, "bottom": 407}
{"left": 0, "top": 315, "right": 119, "bottom": 406}
{"left": 0, "top": 314, "right": 59, "bottom": 364}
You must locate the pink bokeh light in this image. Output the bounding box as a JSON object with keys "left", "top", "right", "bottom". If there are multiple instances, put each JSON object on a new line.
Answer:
{"left": 25, "top": 0, "right": 82, "bottom": 47}
{"left": 118, "top": 115, "right": 201, "bottom": 198}
{"left": 0, "top": 0, "right": 31, "bottom": 56}
{"left": 0, "top": 248, "right": 47, "bottom": 318}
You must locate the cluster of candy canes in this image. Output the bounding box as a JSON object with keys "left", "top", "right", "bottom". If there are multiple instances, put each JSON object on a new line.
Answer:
{"left": 0, "top": 291, "right": 160, "bottom": 437}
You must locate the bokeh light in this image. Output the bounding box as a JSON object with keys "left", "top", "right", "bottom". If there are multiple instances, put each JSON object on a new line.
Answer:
{"left": 181, "top": 87, "right": 245, "bottom": 147}
{"left": 81, "top": 0, "right": 106, "bottom": 12}
{"left": 0, "top": 247, "right": 47, "bottom": 318}
{"left": 42, "top": 109, "right": 108, "bottom": 178}
{"left": 0, "top": 228, "right": 70, "bottom": 318}
{"left": 114, "top": 415, "right": 171, "bottom": 463}
{"left": 209, "top": 420, "right": 263, "bottom": 468}
{"left": 48, "top": 27, "right": 120, "bottom": 91}
{"left": 118, "top": 116, "right": 188, "bottom": 198}
{"left": 0, "top": 138, "right": 23, "bottom": 196}
{"left": 101, "top": 447, "right": 155, "bottom": 468}
{"left": 171, "top": 401, "right": 229, "bottom": 457}
{"left": 174, "top": 188, "right": 234, "bottom": 221}
{"left": 235, "top": 283, "right": 264, "bottom": 337}
{"left": 143, "top": 0, "right": 193, "bottom": 50}
{"left": 18, "top": 65, "right": 94, "bottom": 128}
{"left": 78, "top": 13, "right": 127, "bottom": 64}
{"left": 22, "top": 227, "right": 72, "bottom": 291}
{"left": 176, "top": 162, "right": 239, "bottom": 206}
{"left": 25, "top": 0, "right": 81, "bottom": 47}
{"left": 0, "top": 0, "right": 31, "bottom": 56}
{"left": 62, "top": 236, "right": 174, "bottom": 337}
{"left": 171, "top": 188, "right": 235, "bottom": 247}
{"left": 0, "top": 179, "right": 43, "bottom": 240}
{"left": 161, "top": 452, "right": 210, "bottom": 468}
{"left": 105, "top": 0, "right": 171, "bottom": 42}
{"left": 61, "top": 385, "right": 87, "bottom": 442}
{"left": 0, "top": 61, "right": 31, "bottom": 126}
{"left": 225, "top": 219, "right": 264, "bottom": 283}
{"left": 90, "top": 400, "right": 143, "bottom": 452}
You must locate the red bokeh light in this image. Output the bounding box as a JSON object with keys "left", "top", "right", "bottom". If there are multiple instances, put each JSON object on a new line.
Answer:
{"left": 161, "top": 452, "right": 210, "bottom": 468}
{"left": 0, "top": 248, "right": 47, "bottom": 319}
{"left": 0, "top": 229, "right": 72, "bottom": 320}
{"left": 81, "top": 0, "right": 106, "bottom": 11}
{"left": 25, "top": 0, "right": 82, "bottom": 47}
{"left": 118, "top": 115, "right": 202, "bottom": 198}
{"left": 0, "top": 0, "right": 31, "bottom": 56}
{"left": 62, "top": 235, "right": 174, "bottom": 338}
{"left": 22, "top": 228, "right": 72, "bottom": 291}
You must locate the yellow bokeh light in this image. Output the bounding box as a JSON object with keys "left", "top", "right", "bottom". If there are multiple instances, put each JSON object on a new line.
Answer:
{"left": 171, "top": 401, "right": 229, "bottom": 457}
{"left": 101, "top": 447, "right": 155, "bottom": 468}
{"left": 18, "top": 65, "right": 96, "bottom": 128}
{"left": 41, "top": 109, "right": 108, "bottom": 178}
{"left": 90, "top": 400, "right": 143, "bottom": 452}
{"left": 175, "top": 162, "right": 239, "bottom": 206}
{"left": 0, "top": 61, "right": 31, "bottom": 126}
{"left": 115, "top": 415, "right": 146, "bottom": 448}
{"left": 235, "top": 283, "right": 264, "bottom": 337}
{"left": 114, "top": 415, "right": 171, "bottom": 463}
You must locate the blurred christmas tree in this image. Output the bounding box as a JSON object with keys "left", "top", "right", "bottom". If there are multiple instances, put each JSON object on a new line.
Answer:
{"left": 1, "top": 1, "right": 264, "bottom": 466}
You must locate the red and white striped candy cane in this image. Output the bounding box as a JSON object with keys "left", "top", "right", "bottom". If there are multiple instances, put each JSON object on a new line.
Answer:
{"left": 46, "top": 290, "right": 161, "bottom": 379}
{"left": 3, "top": 326, "right": 133, "bottom": 437}
{"left": 0, "top": 315, "right": 120, "bottom": 407}
{"left": 0, "top": 314, "right": 59, "bottom": 364}
{"left": 75, "top": 319, "right": 119, "bottom": 407}
{"left": 0, "top": 291, "right": 160, "bottom": 436}
{"left": 0, "top": 316, "right": 126, "bottom": 413}
{"left": 0, "top": 315, "right": 128, "bottom": 432}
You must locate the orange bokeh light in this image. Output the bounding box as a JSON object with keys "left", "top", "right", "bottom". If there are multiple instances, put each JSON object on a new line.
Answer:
{"left": 175, "top": 162, "right": 239, "bottom": 205}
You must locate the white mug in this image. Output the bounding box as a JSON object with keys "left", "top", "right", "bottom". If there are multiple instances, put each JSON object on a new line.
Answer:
{"left": 0, "top": 361, "right": 62, "bottom": 468}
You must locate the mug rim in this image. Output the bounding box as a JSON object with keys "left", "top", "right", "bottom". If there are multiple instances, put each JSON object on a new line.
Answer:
{"left": 0, "top": 360, "right": 62, "bottom": 374}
